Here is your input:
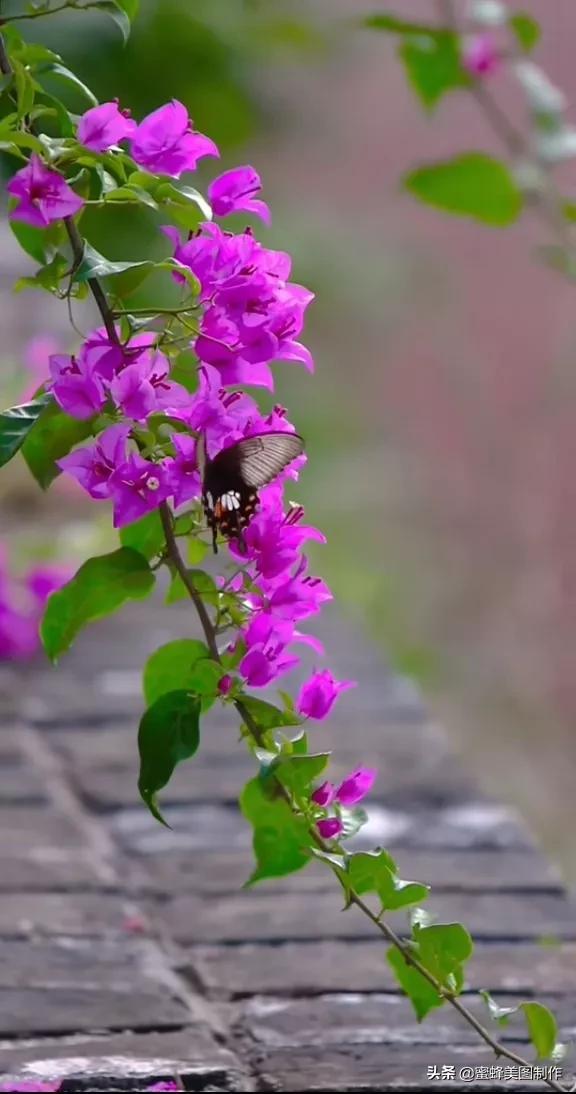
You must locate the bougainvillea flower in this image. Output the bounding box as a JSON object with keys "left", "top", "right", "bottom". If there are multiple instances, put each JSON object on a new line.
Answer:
{"left": 131, "top": 100, "right": 219, "bottom": 177}
{"left": 7, "top": 155, "right": 84, "bottom": 227}
{"left": 208, "top": 165, "right": 271, "bottom": 224}
{"left": 316, "top": 817, "right": 343, "bottom": 840}
{"left": 178, "top": 364, "right": 256, "bottom": 456}
{"left": 230, "top": 486, "right": 324, "bottom": 580}
{"left": 0, "top": 1082, "right": 63, "bottom": 1092}
{"left": 58, "top": 424, "right": 130, "bottom": 500}
{"left": 239, "top": 642, "right": 299, "bottom": 687}
{"left": 145, "top": 1083, "right": 179, "bottom": 1093}
{"left": 336, "top": 767, "right": 377, "bottom": 806}
{"left": 311, "top": 781, "right": 336, "bottom": 807}
{"left": 49, "top": 352, "right": 106, "bottom": 420}
{"left": 168, "top": 433, "right": 202, "bottom": 507}
{"left": 77, "top": 100, "right": 136, "bottom": 152}
{"left": 109, "top": 454, "right": 170, "bottom": 527}
{"left": 297, "top": 669, "right": 356, "bottom": 720}
{"left": 110, "top": 348, "right": 188, "bottom": 422}
{"left": 261, "top": 565, "right": 332, "bottom": 622}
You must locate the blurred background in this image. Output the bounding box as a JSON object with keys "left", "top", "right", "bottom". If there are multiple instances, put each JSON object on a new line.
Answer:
{"left": 1, "top": 0, "right": 576, "bottom": 872}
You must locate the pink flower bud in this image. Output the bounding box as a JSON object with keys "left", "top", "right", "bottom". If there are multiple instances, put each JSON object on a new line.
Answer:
{"left": 462, "top": 33, "right": 500, "bottom": 77}
{"left": 311, "top": 780, "right": 336, "bottom": 807}
{"left": 218, "top": 674, "right": 234, "bottom": 696}
{"left": 297, "top": 669, "right": 356, "bottom": 721}
{"left": 336, "top": 767, "right": 377, "bottom": 806}
{"left": 316, "top": 817, "right": 343, "bottom": 840}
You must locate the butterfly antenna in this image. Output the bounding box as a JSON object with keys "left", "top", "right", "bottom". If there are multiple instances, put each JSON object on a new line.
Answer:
{"left": 196, "top": 431, "right": 207, "bottom": 478}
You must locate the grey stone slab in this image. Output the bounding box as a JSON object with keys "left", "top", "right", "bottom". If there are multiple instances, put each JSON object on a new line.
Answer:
{"left": 0, "top": 937, "right": 161, "bottom": 989}
{"left": 188, "top": 940, "right": 576, "bottom": 997}
{"left": 0, "top": 1028, "right": 247, "bottom": 1090}
{"left": 236, "top": 991, "right": 576, "bottom": 1049}
{"left": 0, "top": 984, "right": 190, "bottom": 1037}
{"left": 160, "top": 890, "right": 576, "bottom": 944}
{"left": 0, "top": 893, "right": 132, "bottom": 937}
{"left": 0, "top": 807, "right": 86, "bottom": 854}
{"left": 0, "top": 854, "right": 110, "bottom": 892}
{"left": 253, "top": 1042, "right": 569, "bottom": 1091}
{"left": 0, "top": 766, "right": 47, "bottom": 805}
{"left": 131, "top": 849, "right": 561, "bottom": 898}
{"left": 72, "top": 755, "right": 254, "bottom": 811}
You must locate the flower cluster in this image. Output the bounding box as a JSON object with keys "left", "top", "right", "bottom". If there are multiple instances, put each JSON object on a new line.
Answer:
{"left": 0, "top": 550, "right": 68, "bottom": 662}
{"left": 7, "top": 87, "right": 370, "bottom": 814}
{"left": 312, "top": 766, "right": 377, "bottom": 840}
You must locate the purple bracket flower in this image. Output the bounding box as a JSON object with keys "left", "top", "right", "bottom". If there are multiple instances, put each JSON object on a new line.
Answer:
{"left": 8, "top": 155, "right": 83, "bottom": 227}
{"left": 208, "top": 165, "right": 271, "bottom": 224}
{"left": 131, "top": 100, "right": 219, "bottom": 178}
{"left": 77, "top": 100, "right": 136, "bottom": 152}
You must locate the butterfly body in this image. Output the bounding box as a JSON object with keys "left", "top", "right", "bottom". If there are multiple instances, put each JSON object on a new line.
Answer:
{"left": 201, "top": 431, "right": 304, "bottom": 553}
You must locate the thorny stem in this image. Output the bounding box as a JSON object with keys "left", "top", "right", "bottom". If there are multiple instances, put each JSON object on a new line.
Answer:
{"left": 0, "top": 20, "right": 571, "bottom": 1092}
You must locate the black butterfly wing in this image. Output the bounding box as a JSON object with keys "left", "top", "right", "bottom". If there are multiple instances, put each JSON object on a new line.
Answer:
{"left": 202, "top": 431, "right": 305, "bottom": 551}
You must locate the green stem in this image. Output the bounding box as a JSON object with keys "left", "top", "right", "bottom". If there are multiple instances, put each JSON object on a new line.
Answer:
{"left": 1, "top": 1, "right": 104, "bottom": 23}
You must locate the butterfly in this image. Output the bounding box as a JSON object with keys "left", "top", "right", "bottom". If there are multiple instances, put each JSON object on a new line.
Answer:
{"left": 201, "top": 431, "right": 305, "bottom": 553}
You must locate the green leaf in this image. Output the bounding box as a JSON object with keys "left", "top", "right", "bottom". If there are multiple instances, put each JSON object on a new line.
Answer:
{"left": 238, "top": 695, "right": 303, "bottom": 732}
{"left": 415, "top": 922, "right": 473, "bottom": 994}
{"left": 143, "top": 638, "right": 212, "bottom": 706}
{"left": 22, "top": 402, "right": 95, "bottom": 489}
{"left": 521, "top": 1002, "right": 558, "bottom": 1060}
{"left": 41, "top": 547, "right": 155, "bottom": 661}
{"left": 273, "top": 753, "right": 330, "bottom": 797}
{"left": 9, "top": 220, "right": 47, "bottom": 264}
{"left": 73, "top": 242, "right": 152, "bottom": 283}
{"left": 42, "top": 63, "right": 98, "bottom": 107}
{"left": 346, "top": 850, "right": 428, "bottom": 910}
{"left": 95, "top": 0, "right": 132, "bottom": 43}
{"left": 404, "top": 153, "right": 523, "bottom": 226}
{"left": 157, "top": 181, "right": 212, "bottom": 229}
{"left": 12, "top": 58, "right": 36, "bottom": 117}
{"left": 120, "top": 511, "right": 165, "bottom": 560}
{"left": 187, "top": 538, "right": 208, "bottom": 565}
{"left": 0, "top": 393, "right": 53, "bottom": 470}
{"left": 138, "top": 689, "right": 201, "bottom": 825}
{"left": 363, "top": 14, "right": 441, "bottom": 36}
{"left": 509, "top": 12, "right": 540, "bottom": 52}
{"left": 387, "top": 946, "right": 444, "bottom": 1022}
{"left": 347, "top": 849, "right": 398, "bottom": 895}
{"left": 241, "top": 775, "right": 312, "bottom": 884}
{"left": 399, "top": 31, "right": 468, "bottom": 109}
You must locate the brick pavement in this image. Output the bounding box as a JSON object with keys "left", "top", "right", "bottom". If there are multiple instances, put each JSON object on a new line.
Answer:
{"left": 0, "top": 593, "right": 574, "bottom": 1091}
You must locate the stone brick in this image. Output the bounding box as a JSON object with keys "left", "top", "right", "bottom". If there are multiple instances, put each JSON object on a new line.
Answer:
{"left": 187, "top": 939, "right": 576, "bottom": 997}
{"left": 160, "top": 890, "right": 576, "bottom": 945}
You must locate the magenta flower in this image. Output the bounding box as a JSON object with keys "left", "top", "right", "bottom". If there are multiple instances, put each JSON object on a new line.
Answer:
{"left": 263, "top": 566, "right": 332, "bottom": 622}
{"left": 316, "top": 817, "right": 343, "bottom": 840}
{"left": 77, "top": 100, "right": 136, "bottom": 152}
{"left": 239, "top": 643, "right": 299, "bottom": 688}
{"left": 58, "top": 424, "right": 130, "bottom": 500}
{"left": 110, "top": 346, "right": 188, "bottom": 422}
{"left": 49, "top": 352, "right": 107, "bottom": 420}
{"left": 230, "top": 485, "right": 324, "bottom": 580}
{"left": 208, "top": 165, "right": 270, "bottom": 224}
{"left": 145, "top": 1083, "right": 179, "bottom": 1093}
{"left": 7, "top": 155, "right": 83, "bottom": 227}
{"left": 178, "top": 364, "right": 256, "bottom": 457}
{"left": 109, "top": 453, "right": 170, "bottom": 527}
{"left": 336, "top": 767, "right": 377, "bottom": 806}
{"left": 131, "top": 100, "right": 219, "bottom": 178}
{"left": 311, "top": 781, "right": 336, "bottom": 807}
{"left": 297, "top": 669, "right": 356, "bottom": 721}
{"left": 168, "top": 433, "right": 201, "bottom": 508}
{"left": 462, "top": 34, "right": 500, "bottom": 77}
